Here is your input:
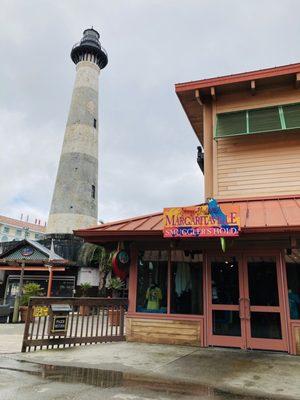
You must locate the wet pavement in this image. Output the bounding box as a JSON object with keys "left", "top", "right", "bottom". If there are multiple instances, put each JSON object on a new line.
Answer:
{"left": 12, "top": 342, "right": 300, "bottom": 399}
{"left": 1, "top": 323, "right": 300, "bottom": 399}
{"left": 0, "top": 357, "right": 272, "bottom": 400}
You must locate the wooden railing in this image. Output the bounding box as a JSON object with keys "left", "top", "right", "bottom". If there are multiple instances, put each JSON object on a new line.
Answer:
{"left": 21, "top": 297, "right": 128, "bottom": 352}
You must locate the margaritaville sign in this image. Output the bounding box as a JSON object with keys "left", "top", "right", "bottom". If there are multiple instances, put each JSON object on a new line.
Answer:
{"left": 163, "top": 199, "right": 240, "bottom": 238}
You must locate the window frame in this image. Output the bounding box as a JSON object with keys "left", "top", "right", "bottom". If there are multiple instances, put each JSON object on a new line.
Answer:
{"left": 135, "top": 248, "right": 204, "bottom": 317}
{"left": 215, "top": 102, "right": 300, "bottom": 139}
{"left": 286, "top": 261, "right": 300, "bottom": 322}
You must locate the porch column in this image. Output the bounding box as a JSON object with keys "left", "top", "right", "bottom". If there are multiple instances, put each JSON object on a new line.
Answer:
{"left": 47, "top": 266, "right": 53, "bottom": 297}
{"left": 203, "top": 103, "right": 214, "bottom": 199}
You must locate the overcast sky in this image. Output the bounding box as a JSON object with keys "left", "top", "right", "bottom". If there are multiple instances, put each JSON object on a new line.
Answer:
{"left": 0, "top": 0, "right": 300, "bottom": 225}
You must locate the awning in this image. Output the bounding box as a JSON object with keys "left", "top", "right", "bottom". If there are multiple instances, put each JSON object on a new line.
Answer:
{"left": 75, "top": 195, "right": 300, "bottom": 242}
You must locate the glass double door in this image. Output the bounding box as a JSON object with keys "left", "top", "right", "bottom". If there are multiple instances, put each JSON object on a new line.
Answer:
{"left": 207, "top": 253, "right": 287, "bottom": 351}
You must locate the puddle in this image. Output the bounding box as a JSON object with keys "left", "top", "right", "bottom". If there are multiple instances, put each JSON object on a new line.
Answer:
{"left": 0, "top": 360, "right": 273, "bottom": 400}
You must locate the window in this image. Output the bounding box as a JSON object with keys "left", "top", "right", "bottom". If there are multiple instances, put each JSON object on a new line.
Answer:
{"left": 1, "top": 235, "right": 8, "bottom": 242}
{"left": 136, "top": 250, "right": 168, "bottom": 313}
{"left": 16, "top": 229, "right": 22, "bottom": 236}
{"left": 93, "top": 118, "right": 97, "bottom": 128}
{"left": 282, "top": 103, "right": 300, "bottom": 128}
{"left": 171, "top": 250, "right": 203, "bottom": 315}
{"left": 286, "top": 261, "right": 300, "bottom": 320}
{"left": 215, "top": 102, "right": 300, "bottom": 138}
{"left": 3, "top": 226, "right": 9, "bottom": 234}
{"left": 216, "top": 110, "right": 246, "bottom": 137}
{"left": 5, "top": 276, "right": 75, "bottom": 301}
{"left": 91, "top": 185, "right": 96, "bottom": 199}
{"left": 136, "top": 249, "right": 203, "bottom": 315}
{"left": 35, "top": 233, "right": 40, "bottom": 239}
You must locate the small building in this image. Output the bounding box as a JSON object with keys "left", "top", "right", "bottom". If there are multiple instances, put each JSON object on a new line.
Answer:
{"left": 76, "top": 62, "right": 300, "bottom": 355}
{"left": 0, "top": 239, "right": 76, "bottom": 305}
{"left": 0, "top": 215, "right": 45, "bottom": 243}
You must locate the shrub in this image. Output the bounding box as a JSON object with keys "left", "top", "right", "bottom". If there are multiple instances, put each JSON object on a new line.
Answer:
{"left": 20, "top": 283, "right": 43, "bottom": 307}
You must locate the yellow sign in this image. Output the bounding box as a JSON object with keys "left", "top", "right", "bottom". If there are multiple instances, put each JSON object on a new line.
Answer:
{"left": 163, "top": 199, "right": 240, "bottom": 238}
{"left": 33, "top": 306, "right": 49, "bottom": 318}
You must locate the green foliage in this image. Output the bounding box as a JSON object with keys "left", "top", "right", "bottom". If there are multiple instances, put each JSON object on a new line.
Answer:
{"left": 80, "top": 282, "right": 92, "bottom": 297}
{"left": 106, "top": 277, "right": 125, "bottom": 291}
{"left": 99, "top": 247, "right": 113, "bottom": 273}
{"left": 20, "top": 283, "right": 43, "bottom": 307}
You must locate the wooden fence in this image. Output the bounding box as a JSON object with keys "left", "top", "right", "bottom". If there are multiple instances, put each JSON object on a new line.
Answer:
{"left": 21, "top": 297, "right": 128, "bottom": 352}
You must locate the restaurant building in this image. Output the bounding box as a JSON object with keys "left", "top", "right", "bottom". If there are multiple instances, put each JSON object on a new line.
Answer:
{"left": 76, "top": 63, "right": 300, "bottom": 355}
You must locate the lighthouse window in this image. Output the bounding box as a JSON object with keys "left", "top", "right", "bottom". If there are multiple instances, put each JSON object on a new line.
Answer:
{"left": 93, "top": 118, "right": 97, "bottom": 128}
{"left": 92, "top": 185, "right": 96, "bottom": 199}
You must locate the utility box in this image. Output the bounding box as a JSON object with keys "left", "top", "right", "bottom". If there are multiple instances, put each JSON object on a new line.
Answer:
{"left": 48, "top": 304, "right": 71, "bottom": 336}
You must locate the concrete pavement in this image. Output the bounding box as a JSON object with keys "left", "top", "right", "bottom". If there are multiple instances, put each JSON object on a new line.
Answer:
{"left": 1, "top": 323, "right": 300, "bottom": 399}
{"left": 7, "top": 342, "right": 300, "bottom": 399}
{"left": 0, "top": 323, "right": 23, "bottom": 353}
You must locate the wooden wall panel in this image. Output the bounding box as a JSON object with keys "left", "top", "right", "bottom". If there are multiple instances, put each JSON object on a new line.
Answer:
{"left": 126, "top": 317, "right": 202, "bottom": 346}
{"left": 216, "top": 86, "right": 300, "bottom": 114}
{"left": 216, "top": 131, "right": 300, "bottom": 198}
{"left": 295, "top": 326, "right": 300, "bottom": 356}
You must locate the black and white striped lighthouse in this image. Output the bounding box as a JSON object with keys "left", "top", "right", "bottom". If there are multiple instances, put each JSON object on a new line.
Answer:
{"left": 47, "top": 28, "right": 108, "bottom": 234}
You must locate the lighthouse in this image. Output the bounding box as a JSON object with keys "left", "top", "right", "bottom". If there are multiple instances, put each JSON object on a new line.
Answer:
{"left": 46, "top": 28, "right": 108, "bottom": 234}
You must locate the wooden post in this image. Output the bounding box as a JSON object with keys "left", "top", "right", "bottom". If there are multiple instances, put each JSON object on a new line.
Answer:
{"left": 47, "top": 266, "right": 53, "bottom": 297}
{"left": 128, "top": 245, "right": 137, "bottom": 313}
{"left": 12, "top": 261, "right": 25, "bottom": 323}
{"left": 203, "top": 103, "right": 214, "bottom": 199}
{"left": 21, "top": 302, "right": 32, "bottom": 352}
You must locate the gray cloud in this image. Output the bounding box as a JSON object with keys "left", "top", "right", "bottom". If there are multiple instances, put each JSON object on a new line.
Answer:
{"left": 0, "top": 0, "right": 299, "bottom": 224}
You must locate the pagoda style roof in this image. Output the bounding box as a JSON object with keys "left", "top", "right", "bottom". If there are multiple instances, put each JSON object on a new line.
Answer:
{"left": 0, "top": 239, "right": 70, "bottom": 268}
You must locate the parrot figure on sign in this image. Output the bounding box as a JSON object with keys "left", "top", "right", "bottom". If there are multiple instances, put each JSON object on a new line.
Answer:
{"left": 208, "top": 198, "right": 227, "bottom": 225}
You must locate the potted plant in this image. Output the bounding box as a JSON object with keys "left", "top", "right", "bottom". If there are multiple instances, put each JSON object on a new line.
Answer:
{"left": 106, "top": 277, "right": 125, "bottom": 326}
{"left": 19, "top": 283, "right": 43, "bottom": 322}
{"left": 79, "top": 282, "right": 92, "bottom": 316}
{"left": 106, "top": 276, "right": 125, "bottom": 298}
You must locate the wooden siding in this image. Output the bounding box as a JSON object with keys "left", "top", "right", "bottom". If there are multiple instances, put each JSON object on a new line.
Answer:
{"left": 216, "top": 86, "right": 300, "bottom": 114}
{"left": 295, "top": 326, "right": 300, "bottom": 356}
{"left": 216, "top": 131, "right": 300, "bottom": 198}
{"left": 126, "top": 317, "right": 202, "bottom": 346}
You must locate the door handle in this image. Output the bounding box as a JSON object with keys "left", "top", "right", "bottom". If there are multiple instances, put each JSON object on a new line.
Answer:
{"left": 244, "top": 298, "right": 251, "bottom": 320}
{"left": 239, "top": 298, "right": 245, "bottom": 319}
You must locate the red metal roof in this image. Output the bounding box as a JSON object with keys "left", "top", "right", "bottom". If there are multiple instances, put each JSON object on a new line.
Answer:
{"left": 175, "top": 62, "right": 300, "bottom": 92}
{"left": 75, "top": 195, "right": 300, "bottom": 241}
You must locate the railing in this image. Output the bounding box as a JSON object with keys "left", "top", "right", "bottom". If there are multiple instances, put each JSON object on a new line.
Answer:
{"left": 72, "top": 41, "right": 108, "bottom": 57}
{"left": 21, "top": 297, "right": 128, "bottom": 353}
